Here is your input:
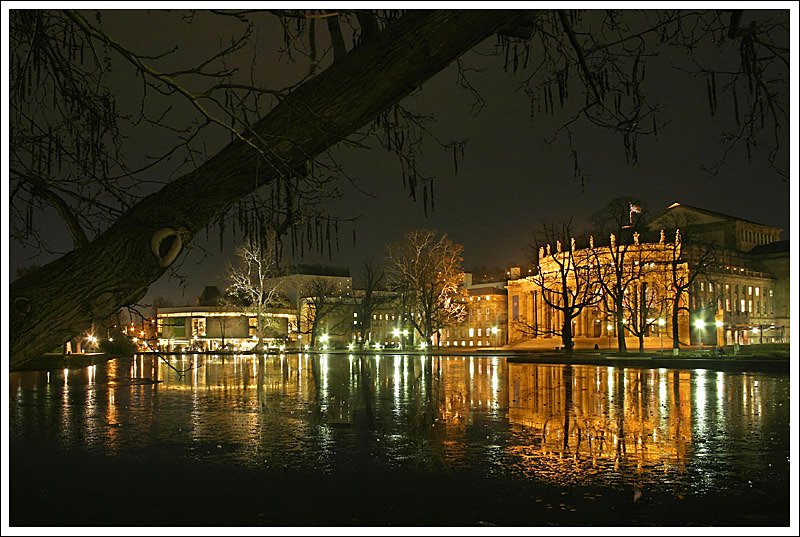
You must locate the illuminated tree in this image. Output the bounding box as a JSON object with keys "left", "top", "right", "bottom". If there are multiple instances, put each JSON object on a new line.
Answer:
{"left": 226, "top": 237, "right": 282, "bottom": 351}
{"left": 385, "top": 229, "right": 465, "bottom": 345}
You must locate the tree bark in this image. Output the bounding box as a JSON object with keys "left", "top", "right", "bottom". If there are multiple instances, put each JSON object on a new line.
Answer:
{"left": 10, "top": 10, "right": 529, "bottom": 368}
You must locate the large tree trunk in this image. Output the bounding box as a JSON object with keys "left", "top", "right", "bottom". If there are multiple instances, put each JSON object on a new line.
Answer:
{"left": 561, "top": 316, "right": 574, "bottom": 354}
{"left": 10, "top": 10, "right": 528, "bottom": 369}
{"left": 672, "top": 290, "right": 682, "bottom": 351}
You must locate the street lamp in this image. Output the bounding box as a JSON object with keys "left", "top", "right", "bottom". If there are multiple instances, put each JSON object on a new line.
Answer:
{"left": 606, "top": 324, "right": 613, "bottom": 350}
{"left": 694, "top": 319, "right": 705, "bottom": 349}
{"left": 319, "top": 333, "right": 329, "bottom": 351}
{"left": 658, "top": 318, "right": 666, "bottom": 353}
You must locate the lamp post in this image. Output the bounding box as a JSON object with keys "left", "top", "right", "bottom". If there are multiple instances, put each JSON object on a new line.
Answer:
{"left": 694, "top": 319, "right": 705, "bottom": 350}
{"left": 606, "top": 323, "right": 612, "bottom": 350}
{"left": 319, "top": 333, "right": 329, "bottom": 351}
{"left": 658, "top": 318, "right": 666, "bottom": 354}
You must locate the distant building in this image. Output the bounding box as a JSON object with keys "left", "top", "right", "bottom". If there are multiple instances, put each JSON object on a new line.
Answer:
{"left": 507, "top": 202, "right": 789, "bottom": 350}
{"left": 440, "top": 275, "right": 509, "bottom": 348}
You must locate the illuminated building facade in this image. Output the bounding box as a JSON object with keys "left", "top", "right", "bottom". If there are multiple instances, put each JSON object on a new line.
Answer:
{"left": 507, "top": 203, "right": 789, "bottom": 350}
{"left": 440, "top": 281, "right": 508, "bottom": 348}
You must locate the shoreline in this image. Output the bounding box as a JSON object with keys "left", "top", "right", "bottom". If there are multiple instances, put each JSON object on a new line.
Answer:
{"left": 11, "top": 348, "right": 789, "bottom": 374}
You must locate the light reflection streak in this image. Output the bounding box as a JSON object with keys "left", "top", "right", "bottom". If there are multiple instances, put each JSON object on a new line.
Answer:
{"left": 394, "top": 355, "right": 401, "bottom": 413}
{"left": 10, "top": 355, "right": 781, "bottom": 496}
{"left": 694, "top": 370, "right": 707, "bottom": 436}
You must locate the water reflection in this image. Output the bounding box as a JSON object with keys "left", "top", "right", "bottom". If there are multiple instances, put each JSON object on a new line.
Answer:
{"left": 9, "top": 355, "right": 789, "bottom": 496}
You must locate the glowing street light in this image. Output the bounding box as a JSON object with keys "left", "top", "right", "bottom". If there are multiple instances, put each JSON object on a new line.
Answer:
{"left": 658, "top": 318, "right": 666, "bottom": 353}
{"left": 694, "top": 319, "right": 706, "bottom": 349}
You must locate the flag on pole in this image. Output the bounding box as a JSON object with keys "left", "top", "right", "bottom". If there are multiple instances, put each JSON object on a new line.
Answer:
{"left": 629, "top": 202, "right": 642, "bottom": 224}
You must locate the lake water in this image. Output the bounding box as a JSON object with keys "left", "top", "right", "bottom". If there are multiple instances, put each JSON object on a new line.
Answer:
{"left": 9, "top": 354, "right": 790, "bottom": 526}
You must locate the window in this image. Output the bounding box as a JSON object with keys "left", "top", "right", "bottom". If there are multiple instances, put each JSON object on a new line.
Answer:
{"left": 769, "top": 289, "right": 774, "bottom": 297}
{"left": 512, "top": 295, "right": 520, "bottom": 321}
{"left": 468, "top": 328, "right": 474, "bottom": 337}
{"left": 192, "top": 318, "right": 206, "bottom": 337}
{"left": 725, "top": 298, "right": 731, "bottom": 312}
{"left": 700, "top": 282, "right": 704, "bottom": 292}
{"left": 755, "top": 287, "right": 760, "bottom": 297}
{"left": 709, "top": 283, "right": 714, "bottom": 293}
{"left": 485, "top": 307, "right": 490, "bottom": 315}
{"left": 477, "top": 328, "right": 482, "bottom": 336}
{"left": 748, "top": 286, "right": 753, "bottom": 296}
{"left": 748, "top": 300, "right": 753, "bottom": 313}
{"left": 740, "top": 299, "right": 746, "bottom": 312}
{"left": 353, "top": 312, "right": 358, "bottom": 317}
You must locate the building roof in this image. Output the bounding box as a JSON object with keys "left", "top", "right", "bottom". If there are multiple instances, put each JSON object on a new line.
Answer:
{"left": 468, "top": 286, "right": 507, "bottom": 296}
{"left": 747, "top": 240, "right": 790, "bottom": 256}
{"left": 651, "top": 202, "right": 780, "bottom": 229}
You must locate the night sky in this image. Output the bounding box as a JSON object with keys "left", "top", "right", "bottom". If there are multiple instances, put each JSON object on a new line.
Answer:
{"left": 6, "top": 8, "right": 794, "bottom": 306}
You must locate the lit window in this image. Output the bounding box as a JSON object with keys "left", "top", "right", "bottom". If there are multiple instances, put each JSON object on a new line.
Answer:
{"left": 468, "top": 328, "right": 474, "bottom": 337}
{"left": 354, "top": 312, "right": 358, "bottom": 317}
{"left": 769, "top": 289, "right": 773, "bottom": 297}
{"left": 477, "top": 328, "right": 482, "bottom": 336}
{"left": 461, "top": 341, "right": 466, "bottom": 347}
{"left": 748, "top": 300, "right": 752, "bottom": 312}
{"left": 477, "top": 341, "right": 482, "bottom": 346}
{"left": 740, "top": 299, "right": 746, "bottom": 312}
{"left": 709, "top": 283, "right": 714, "bottom": 293}
{"left": 748, "top": 286, "right": 753, "bottom": 296}
{"left": 700, "top": 282, "right": 704, "bottom": 292}
{"left": 755, "top": 287, "right": 760, "bottom": 297}
{"left": 725, "top": 299, "right": 731, "bottom": 312}
{"left": 469, "top": 341, "right": 474, "bottom": 346}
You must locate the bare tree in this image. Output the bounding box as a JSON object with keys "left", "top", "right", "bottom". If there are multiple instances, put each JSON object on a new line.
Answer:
{"left": 9, "top": 10, "right": 788, "bottom": 368}
{"left": 620, "top": 269, "right": 670, "bottom": 354}
{"left": 661, "top": 229, "right": 721, "bottom": 352}
{"left": 354, "top": 259, "right": 388, "bottom": 349}
{"left": 519, "top": 220, "right": 601, "bottom": 353}
{"left": 226, "top": 238, "right": 282, "bottom": 351}
{"left": 302, "top": 277, "right": 347, "bottom": 349}
{"left": 385, "top": 229, "right": 466, "bottom": 345}
{"left": 589, "top": 197, "right": 654, "bottom": 353}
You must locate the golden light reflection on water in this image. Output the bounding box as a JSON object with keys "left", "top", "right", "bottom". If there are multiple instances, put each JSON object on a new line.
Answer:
{"left": 9, "top": 354, "right": 787, "bottom": 492}
{"left": 506, "top": 363, "right": 697, "bottom": 485}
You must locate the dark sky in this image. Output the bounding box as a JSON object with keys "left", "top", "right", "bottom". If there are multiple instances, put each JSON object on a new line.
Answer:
{"left": 7, "top": 9, "right": 794, "bottom": 306}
